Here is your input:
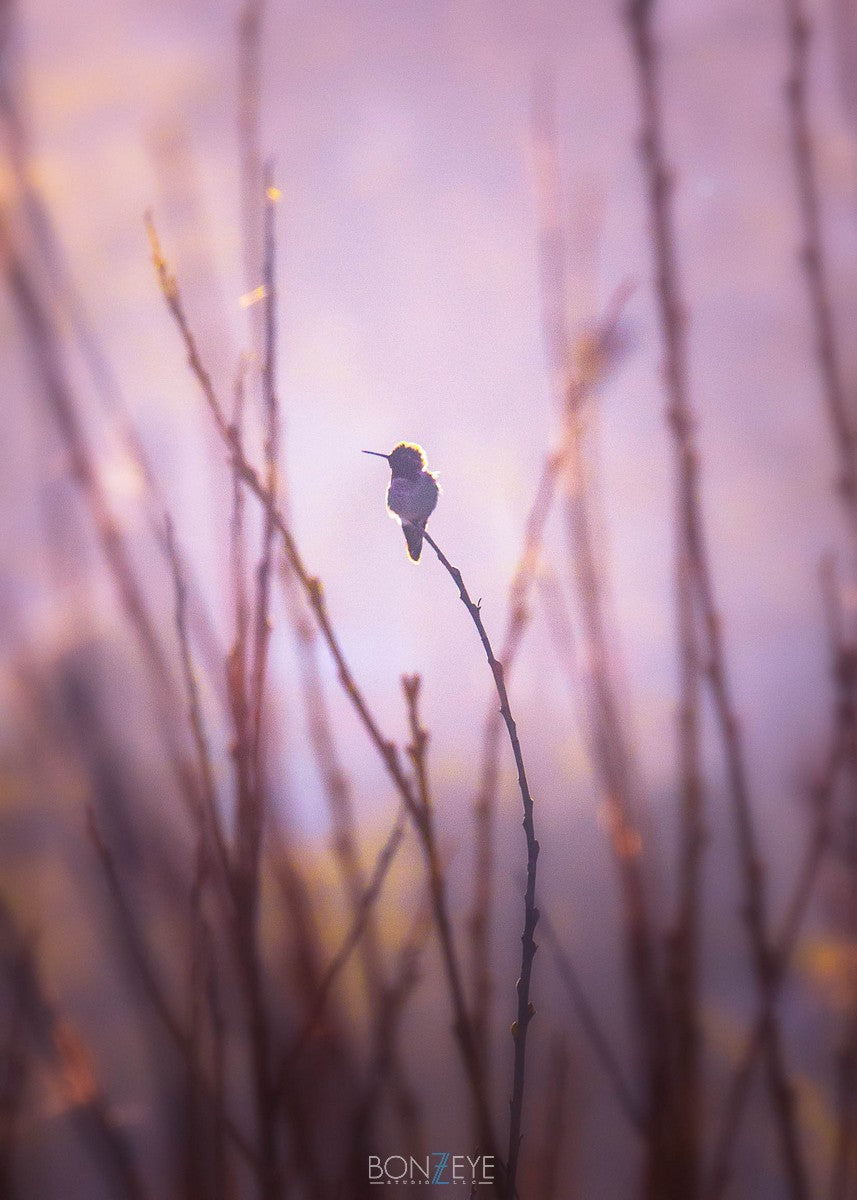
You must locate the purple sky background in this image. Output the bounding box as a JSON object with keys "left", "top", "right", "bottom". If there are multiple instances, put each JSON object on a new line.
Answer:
{"left": 5, "top": 0, "right": 857, "bottom": 882}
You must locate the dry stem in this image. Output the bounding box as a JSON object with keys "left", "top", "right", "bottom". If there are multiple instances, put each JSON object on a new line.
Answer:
{"left": 531, "top": 79, "right": 668, "bottom": 1193}
{"left": 627, "top": 2, "right": 808, "bottom": 1194}
{"left": 147, "top": 215, "right": 419, "bottom": 818}
{"left": 274, "top": 803, "right": 408, "bottom": 1082}
{"left": 401, "top": 674, "right": 501, "bottom": 1180}
{"left": 469, "top": 284, "right": 631, "bottom": 1095}
{"left": 533, "top": 1033, "right": 571, "bottom": 1200}
{"left": 541, "top": 910, "right": 643, "bottom": 1132}
{"left": 782, "top": 5, "right": 857, "bottom": 1188}
{"left": 86, "top": 811, "right": 259, "bottom": 1172}
{"left": 783, "top": 0, "right": 857, "bottom": 522}
{"left": 420, "top": 529, "right": 539, "bottom": 1200}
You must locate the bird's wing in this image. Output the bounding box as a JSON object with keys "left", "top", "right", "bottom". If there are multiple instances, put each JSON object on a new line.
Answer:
{"left": 386, "top": 477, "right": 407, "bottom": 519}
{"left": 424, "top": 473, "right": 440, "bottom": 516}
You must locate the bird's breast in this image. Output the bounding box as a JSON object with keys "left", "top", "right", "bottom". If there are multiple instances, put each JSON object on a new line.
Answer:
{"left": 387, "top": 473, "right": 438, "bottom": 523}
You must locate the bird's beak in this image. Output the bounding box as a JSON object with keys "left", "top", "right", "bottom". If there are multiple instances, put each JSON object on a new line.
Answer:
{"left": 362, "top": 450, "right": 389, "bottom": 460}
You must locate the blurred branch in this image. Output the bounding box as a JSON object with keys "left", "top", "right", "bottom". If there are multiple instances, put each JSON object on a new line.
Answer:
{"left": 0, "top": 211, "right": 219, "bottom": 865}
{"left": 352, "top": 901, "right": 430, "bottom": 1162}
{"left": 0, "top": 74, "right": 229, "bottom": 709}
{"left": 147, "top": 226, "right": 441, "bottom": 1181}
{"left": 86, "top": 811, "right": 260, "bottom": 1174}
{"left": 822, "top": 560, "right": 857, "bottom": 1200}
{"left": 705, "top": 737, "right": 838, "bottom": 1199}
{"left": 783, "top": 0, "right": 857, "bottom": 525}
{"left": 705, "top": 559, "right": 845, "bottom": 1194}
{"left": 161, "top": 517, "right": 231, "bottom": 889}
{"left": 531, "top": 77, "right": 669, "bottom": 1194}
{"left": 626, "top": 3, "right": 809, "bottom": 1196}
{"left": 533, "top": 1032, "right": 571, "bottom": 1200}
{"left": 223, "top": 357, "right": 296, "bottom": 1199}
{"left": 0, "top": 216, "right": 171, "bottom": 691}
{"left": 51, "top": 1022, "right": 150, "bottom": 1200}
{"left": 162, "top": 514, "right": 229, "bottom": 1200}
{"left": 0, "top": 933, "right": 27, "bottom": 1198}
{"left": 830, "top": 0, "right": 857, "bottom": 126}
{"left": 202, "top": 916, "right": 230, "bottom": 1200}
{"left": 160, "top": 511, "right": 250, "bottom": 1195}
{"left": 400, "top": 674, "right": 501, "bottom": 1179}
{"left": 541, "top": 911, "right": 644, "bottom": 1133}
{"left": 781, "top": 7, "right": 857, "bottom": 1191}
{"left": 258, "top": 181, "right": 404, "bottom": 1101}
{"left": 247, "top": 165, "right": 279, "bottom": 828}
{"left": 536, "top": 566, "right": 580, "bottom": 709}
{"left": 284, "top": 567, "right": 422, "bottom": 1145}
{"left": 274, "top": 803, "right": 408, "bottom": 1076}
{"left": 237, "top": 0, "right": 265, "bottom": 356}
{"left": 267, "top": 836, "right": 332, "bottom": 1028}
{"left": 669, "top": 529, "right": 705, "bottom": 1200}
{"left": 469, "top": 283, "right": 631, "bottom": 1100}
{"left": 146, "top": 214, "right": 420, "bottom": 824}
{"left": 148, "top": 224, "right": 430, "bottom": 1165}
{"left": 235, "top": 2, "right": 380, "bottom": 1061}
{"left": 236, "top": 20, "right": 398, "bottom": 1162}
{"left": 0, "top": 901, "right": 151, "bottom": 1200}
{"left": 186, "top": 836, "right": 209, "bottom": 1200}
{"left": 228, "top": 179, "right": 284, "bottom": 1200}
{"left": 470, "top": 454, "right": 558, "bottom": 1093}
{"left": 226, "top": 381, "right": 334, "bottom": 1200}
{"left": 226, "top": 358, "right": 254, "bottom": 897}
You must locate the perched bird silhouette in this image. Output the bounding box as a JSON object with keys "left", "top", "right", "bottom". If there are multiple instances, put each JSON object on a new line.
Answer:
{"left": 363, "top": 442, "right": 439, "bottom": 561}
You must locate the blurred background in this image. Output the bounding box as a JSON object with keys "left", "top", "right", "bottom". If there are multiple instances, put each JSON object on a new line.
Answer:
{"left": 2, "top": 0, "right": 857, "bottom": 1196}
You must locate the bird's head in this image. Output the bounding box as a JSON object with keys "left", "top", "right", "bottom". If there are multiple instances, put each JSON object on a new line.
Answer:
{"left": 363, "top": 442, "right": 426, "bottom": 480}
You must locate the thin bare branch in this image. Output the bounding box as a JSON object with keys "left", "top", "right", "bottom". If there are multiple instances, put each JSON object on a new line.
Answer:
{"left": 86, "top": 811, "right": 259, "bottom": 1172}
{"left": 419, "top": 530, "right": 538, "bottom": 1200}
{"left": 247, "top": 164, "right": 280, "bottom": 824}
{"left": 2, "top": 215, "right": 170, "bottom": 688}
{"left": 705, "top": 559, "right": 845, "bottom": 1193}
{"left": 0, "top": 92, "right": 229, "bottom": 704}
{"left": 531, "top": 78, "right": 669, "bottom": 1195}
{"left": 783, "top": 0, "right": 857, "bottom": 524}
{"left": 626, "top": 3, "right": 808, "bottom": 1196}
{"left": 161, "top": 517, "right": 231, "bottom": 888}
{"left": 469, "top": 283, "right": 632, "bottom": 1093}
{"left": 352, "top": 902, "right": 430, "bottom": 1160}
{"left": 704, "top": 740, "right": 837, "bottom": 1199}
{"left": 146, "top": 215, "right": 419, "bottom": 817}
{"left": 0, "top": 903, "right": 150, "bottom": 1200}
{"left": 226, "top": 358, "right": 254, "bottom": 884}
{"left": 401, "top": 674, "right": 501, "bottom": 1181}
{"left": 541, "top": 911, "right": 644, "bottom": 1133}
{"left": 533, "top": 1032, "right": 572, "bottom": 1200}
{"left": 237, "top": 0, "right": 266, "bottom": 351}
{"left": 781, "top": 7, "right": 857, "bottom": 1187}
{"left": 275, "top": 802, "right": 408, "bottom": 1080}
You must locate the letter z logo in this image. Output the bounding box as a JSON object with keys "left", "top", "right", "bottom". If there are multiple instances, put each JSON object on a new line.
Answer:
{"left": 431, "top": 1152, "right": 450, "bottom": 1184}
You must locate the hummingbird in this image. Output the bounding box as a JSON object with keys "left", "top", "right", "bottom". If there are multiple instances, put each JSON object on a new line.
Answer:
{"left": 363, "top": 442, "right": 439, "bottom": 561}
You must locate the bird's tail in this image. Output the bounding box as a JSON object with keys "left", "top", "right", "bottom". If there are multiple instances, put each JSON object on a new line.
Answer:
{"left": 403, "top": 521, "right": 425, "bottom": 562}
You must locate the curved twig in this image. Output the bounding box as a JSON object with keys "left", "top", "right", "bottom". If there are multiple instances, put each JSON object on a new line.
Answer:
{"left": 541, "top": 911, "right": 644, "bottom": 1133}
{"left": 421, "top": 529, "right": 540, "bottom": 1200}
